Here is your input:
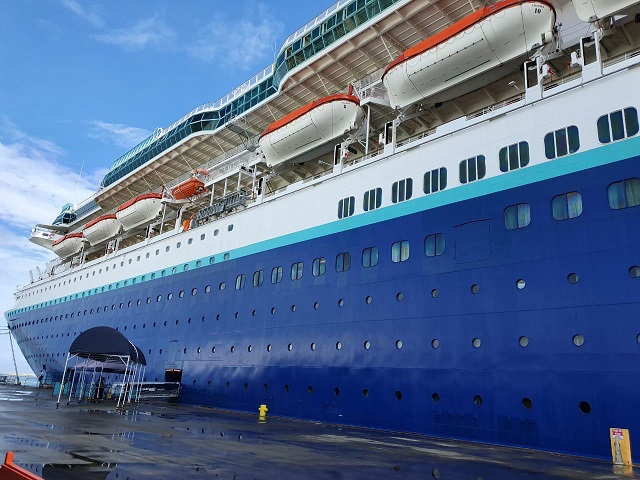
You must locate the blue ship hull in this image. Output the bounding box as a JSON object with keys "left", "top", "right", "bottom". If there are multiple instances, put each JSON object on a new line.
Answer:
{"left": 10, "top": 149, "right": 640, "bottom": 460}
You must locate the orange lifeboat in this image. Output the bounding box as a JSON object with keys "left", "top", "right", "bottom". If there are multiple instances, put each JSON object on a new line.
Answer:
{"left": 52, "top": 233, "right": 84, "bottom": 258}
{"left": 171, "top": 177, "right": 206, "bottom": 200}
{"left": 116, "top": 192, "right": 163, "bottom": 231}
{"left": 82, "top": 213, "right": 121, "bottom": 246}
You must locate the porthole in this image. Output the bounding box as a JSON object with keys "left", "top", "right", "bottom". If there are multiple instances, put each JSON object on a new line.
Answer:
{"left": 431, "top": 289, "right": 439, "bottom": 298}
{"left": 395, "top": 340, "right": 403, "bottom": 349}
{"left": 334, "top": 387, "right": 340, "bottom": 396}
{"left": 211, "top": 346, "right": 216, "bottom": 353}
{"left": 472, "top": 338, "right": 481, "bottom": 348}
{"left": 216, "top": 314, "right": 220, "bottom": 321}
{"left": 157, "top": 295, "right": 162, "bottom": 302}
{"left": 579, "top": 401, "right": 592, "bottom": 414}
{"left": 159, "top": 349, "right": 163, "bottom": 354}
{"left": 310, "top": 342, "right": 316, "bottom": 351}
{"left": 338, "top": 299, "right": 344, "bottom": 307}
{"left": 629, "top": 266, "right": 640, "bottom": 278}
{"left": 572, "top": 334, "right": 585, "bottom": 347}
{"left": 197, "top": 347, "right": 201, "bottom": 353}
{"left": 336, "top": 341, "right": 342, "bottom": 350}
{"left": 362, "top": 388, "right": 369, "bottom": 398}
{"left": 226, "top": 381, "right": 231, "bottom": 388}
{"left": 183, "top": 348, "right": 187, "bottom": 354}
{"left": 234, "top": 312, "right": 239, "bottom": 319}
{"left": 284, "top": 384, "right": 289, "bottom": 392}
{"left": 205, "top": 285, "right": 211, "bottom": 293}
{"left": 252, "top": 309, "right": 257, "bottom": 316}
{"left": 271, "top": 307, "right": 276, "bottom": 314}
{"left": 431, "top": 339, "right": 440, "bottom": 349}
{"left": 567, "top": 273, "right": 579, "bottom": 284}
{"left": 313, "top": 302, "right": 319, "bottom": 310}
{"left": 308, "top": 386, "right": 313, "bottom": 394}
{"left": 224, "top": 253, "right": 230, "bottom": 260}
{"left": 219, "top": 282, "right": 226, "bottom": 290}
{"left": 516, "top": 279, "right": 526, "bottom": 290}
{"left": 364, "top": 340, "right": 371, "bottom": 350}
{"left": 432, "top": 392, "right": 440, "bottom": 403}
{"left": 167, "top": 293, "right": 173, "bottom": 300}
{"left": 471, "top": 284, "right": 480, "bottom": 294}
{"left": 179, "top": 291, "right": 185, "bottom": 298}
{"left": 522, "top": 397, "right": 533, "bottom": 409}
{"left": 395, "top": 391, "right": 403, "bottom": 400}
{"left": 267, "top": 344, "right": 272, "bottom": 352}
{"left": 192, "top": 288, "right": 197, "bottom": 296}
{"left": 291, "top": 304, "right": 296, "bottom": 312}
{"left": 519, "top": 336, "right": 529, "bottom": 348}
{"left": 287, "top": 343, "right": 293, "bottom": 351}
{"left": 248, "top": 345, "right": 252, "bottom": 352}
{"left": 365, "top": 296, "right": 372, "bottom": 304}
{"left": 230, "top": 346, "right": 235, "bottom": 353}
{"left": 396, "top": 292, "right": 403, "bottom": 301}
{"left": 473, "top": 395, "right": 483, "bottom": 406}
{"left": 637, "top": 333, "right": 640, "bottom": 345}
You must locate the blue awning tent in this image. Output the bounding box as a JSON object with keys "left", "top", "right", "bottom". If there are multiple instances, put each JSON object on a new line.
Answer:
{"left": 57, "top": 326, "right": 146, "bottom": 407}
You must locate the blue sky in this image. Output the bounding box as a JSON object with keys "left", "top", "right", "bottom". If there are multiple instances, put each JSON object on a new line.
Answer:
{"left": 0, "top": 0, "right": 333, "bottom": 375}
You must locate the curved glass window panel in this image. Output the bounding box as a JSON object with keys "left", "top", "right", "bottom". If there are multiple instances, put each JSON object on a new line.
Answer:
{"left": 391, "top": 240, "right": 410, "bottom": 263}
{"left": 312, "top": 257, "right": 326, "bottom": 277}
{"left": 271, "top": 266, "right": 283, "bottom": 284}
{"left": 608, "top": 178, "right": 640, "bottom": 209}
{"left": 362, "top": 246, "right": 379, "bottom": 268}
{"left": 504, "top": 203, "right": 531, "bottom": 230}
{"left": 335, "top": 252, "right": 351, "bottom": 272}
{"left": 253, "top": 270, "right": 264, "bottom": 287}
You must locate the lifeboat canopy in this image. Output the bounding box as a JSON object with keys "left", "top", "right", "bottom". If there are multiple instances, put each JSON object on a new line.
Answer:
{"left": 259, "top": 89, "right": 364, "bottom": 167}
{"left": 383, "top": 0, "right": 556, "bottom": 110}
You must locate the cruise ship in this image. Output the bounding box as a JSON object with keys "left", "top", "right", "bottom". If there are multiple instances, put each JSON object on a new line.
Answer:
{"left": 6, "top": 0, "right": 640, "bottom": 460}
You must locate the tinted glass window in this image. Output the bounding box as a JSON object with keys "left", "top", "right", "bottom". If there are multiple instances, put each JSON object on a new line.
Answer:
{"left": 312, "top": 257, "right": 326, "bottom": 277}
{"left": 391, "top": 240, "right": 410, "bottom": 263}
{"left": 425, "top": 233, "right": 445, "bottom": 257}
{"left": 362, "top": 246, "right": 379, "bottom": 268}
{"left": 460, "top": 155, "right": 486, "bottom": 183}
{"left": 504, "top": 203, "right": 531, "bottom": 230}
{"left": 424, "top": 168, "right": 447, "bottom": 194}
{"left": 608, "top": 178, "right": 640, "bottom": 209}
{"left": 271, "top": 266, "right": 283, "bottom": 284}
{"left": 552, "top": 192, "right": 583, "bottom": 220}
{"left": 335, "top": 252, "right": 351, "bottom": 272}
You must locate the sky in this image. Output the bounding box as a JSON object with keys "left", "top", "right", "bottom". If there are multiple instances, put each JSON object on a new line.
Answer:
{"left": 0, "top": 0, "right": 332, "bottom": 376}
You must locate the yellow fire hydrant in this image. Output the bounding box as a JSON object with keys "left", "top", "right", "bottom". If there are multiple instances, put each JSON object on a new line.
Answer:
{"left": 258, "top": 404, "right": 268, "bottom": 420}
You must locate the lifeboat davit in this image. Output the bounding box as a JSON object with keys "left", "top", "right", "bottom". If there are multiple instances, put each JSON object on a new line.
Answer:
{"left": 171, "top": 178, "right": 206, "bottom": 200}
{"left": 116, "top": 193, "right": 163, "bottom": 231}
{"left": 259, "top": 88, "right": 364, "bottom": 167}
{"left": 52, "top": 233, "right": 84, "bottom": 258}
{"left": 572, "top": 0, "right": 639, "bottom": 22}
{"left": 82, "top": 214, "right": 121, "bottom": 246}
{"left": 382, "top": 0, "right": 556, "bottom": 109}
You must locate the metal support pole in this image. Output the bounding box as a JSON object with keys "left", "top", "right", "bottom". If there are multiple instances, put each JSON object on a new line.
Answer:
{"left": 365, "top": 104, "right": 371, "bottom": 155}
{"left": 57, "top": 352, "right": 71, "bottom": 408}
{"left": 117, "top": 356, "right": 130, "bottom": 408}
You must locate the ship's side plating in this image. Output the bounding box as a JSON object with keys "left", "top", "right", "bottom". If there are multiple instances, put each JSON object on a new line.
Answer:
{"left": 7, "top": 41, "right": 640, "bottom": 460}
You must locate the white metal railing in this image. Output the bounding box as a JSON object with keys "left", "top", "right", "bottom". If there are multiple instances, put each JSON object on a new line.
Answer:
{"left": 281, "top": 0, "right": 353, "bottom": 51}
{"left": 466, "top": 94, "right": 524, "bottom": 120}
{"left": 603, "top": 47, "right": 640, "bottom": 68}
{"left": 542, "top": 72, "right": 582, "bottom": 92}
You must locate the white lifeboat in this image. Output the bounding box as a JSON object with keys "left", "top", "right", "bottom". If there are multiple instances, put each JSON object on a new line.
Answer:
{"left": 259, "top": 87, "right": 364, "bottom": 167}
{"left": 116, "top": 193, "right": 163, "bottom": 231}
{"left": 82, "top": 214, "right": 121, "bottom": 246}
{"left": 52, "top": 233, "right": 84, "bottom": 258}
{"left": 572, "top": 0, "right": 640, "bottom": 22}
{"left": 382, "top": 0, "right": 556, "bottom": 109}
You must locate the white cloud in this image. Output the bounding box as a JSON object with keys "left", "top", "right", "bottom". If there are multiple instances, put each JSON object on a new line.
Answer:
{"left": 60, "top": 0, "right": 104, "bottom": 28}
{"left": 93, "top": 17, "right": 177, "bottom": 52}
{"left": 189, "top": 3, "right": 284, "bottom": 70}
{"left": 0, "top": 123, "right": 101, "bottom": 376}
{"left": 89, "top": 121, "right": 151, "bottom": 150}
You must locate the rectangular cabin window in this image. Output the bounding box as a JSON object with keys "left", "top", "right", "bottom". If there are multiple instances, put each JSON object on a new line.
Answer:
{"left": 338, "top": 196, "right": 355, "bottom": 219}
{"left": 499, "top": 143, "right": 529, "bottom": 172}
{"left": 271, "top": 266, "right": 283, "bottom": 284}
{"left": 312, "top": 257, "right": 326, "bottom": 277}
{"left": 504, "top": 203, "right": 531, "bottom": 230}
{"left": 391, "top": 178, "right": 412, "bottom": 203}
{"left": 424, "top": 233, "right": 445, "bottom": 257}
{"left": 544, "top": 127, "right": 579, "bottom": 159}
{"left": 424, "top": 168, "right": 447, "bottom": 194}
{"left": 598, "top": 108, "right": 639, "bottom": 144}
{"left": 363, "top": 187, "right": 382, "bottom": 211}
{"left": 552, "top": 192, "right": 583, "bottom": 220}
{"left": 335, "top": 252, "right": 351, "bottom": 272}
{"left": 608, "top": 178, "right": 640, "bottom": 209}
{"left": 460, "top": 155, "right": 486, "bottom": 183}
{"left": 253, "top": 270, "right": 264, "bottom": 287}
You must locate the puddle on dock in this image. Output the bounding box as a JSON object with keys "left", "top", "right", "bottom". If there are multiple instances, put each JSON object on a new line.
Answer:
{"left": 0, "top": 385, "right": 636, "bottom": 479}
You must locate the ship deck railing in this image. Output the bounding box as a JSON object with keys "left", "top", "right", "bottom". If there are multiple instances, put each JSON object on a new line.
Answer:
{"left": 603, "top": 46, "right": 640, "bottom": 69}
{"left": 542, "top": 72, "right": 583, "bottom": 92}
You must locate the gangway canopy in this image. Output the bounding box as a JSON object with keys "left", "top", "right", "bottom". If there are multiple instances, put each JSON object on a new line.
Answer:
{"left": 69, "top": 326, "right": 147, "bottom": 365}
{"left": 57, "top": 326, "right": 147, "bottom": 408}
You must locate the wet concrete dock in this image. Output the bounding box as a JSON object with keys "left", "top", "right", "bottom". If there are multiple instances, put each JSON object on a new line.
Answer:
{"left": 0, "top": 384, "right": 635, "bottom": 479}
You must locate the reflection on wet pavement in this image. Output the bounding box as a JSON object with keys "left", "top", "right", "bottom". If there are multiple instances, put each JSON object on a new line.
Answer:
{"left": 0, "top": 384, "right": 635, "bottom": 479}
